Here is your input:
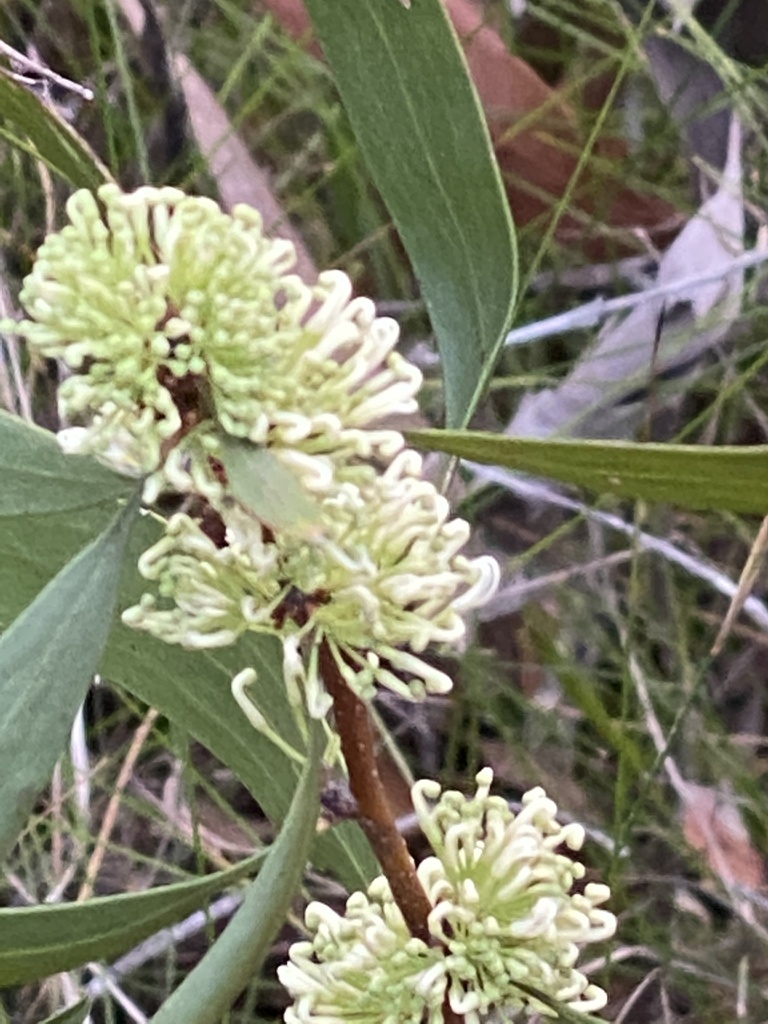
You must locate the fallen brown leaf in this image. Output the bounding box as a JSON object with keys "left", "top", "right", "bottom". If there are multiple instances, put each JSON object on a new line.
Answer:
{"left": 682, "top": 783, "right": 765, "bottom": 890}
{"left": 258, "top": 0, "right": 680, "bottom": 258}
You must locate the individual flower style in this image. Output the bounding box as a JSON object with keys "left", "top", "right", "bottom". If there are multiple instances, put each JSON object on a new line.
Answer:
{"left": 279, "top": 769, "right": 616, "bottom": 1024}
{"left": 12, "top": 184, "right": 420, "bottom": 483}
{"left": 123, "top": 448, "right": 499, "bottom": 703}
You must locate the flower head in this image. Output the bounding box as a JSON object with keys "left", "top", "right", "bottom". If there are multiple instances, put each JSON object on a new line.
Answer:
{"left": 19, "top": 184, "right": 498, "bottom": 714}
{"left": 122, "top": 449, "right": 499, "bottom": 703}
{"left": 279, "top": 894, "right": 446, "bottom": 1024}
{"left": 279, "top": 769, "right": 616, "bottom": 1024}
{"left": 13, "top": 185, "right": 421, "bottom": 482}
{"left": 413, "top": 769, "right": 616, "bottom": 1019}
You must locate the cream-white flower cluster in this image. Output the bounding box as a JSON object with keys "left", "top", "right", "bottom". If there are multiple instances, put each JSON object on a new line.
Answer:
{"left": 123, "top": 448, "right": 496, "bottom": 703}
{"left": 13, "top": 185, "right": 498, "bottom": 706}
{"left": 279, "top": 769, "right": 616, "bottom": 1024}
{"left": 16, "top": 184, "right": 418, "bottom": 482}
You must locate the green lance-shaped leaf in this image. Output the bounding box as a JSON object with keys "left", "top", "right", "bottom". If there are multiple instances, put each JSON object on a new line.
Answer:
{"left": 0, "top": 413, "right": 135, "bottom": 628}
{"left": 218, "top": 435, "right": 321, "bottom": 537}
{"left": 151, "top": 722, "right": 325, "bottom": 1024}
{"left": 0, "top": 68, "right": 109, "bottom": 188}
{"left": 0, "top": 489, "right": 140, "bottom": 862}
{"left": 303, "top": 0, "right": 517, "bottom": 427}
{"left": 0, "top": 851, "right": 265, "bottom": 987}
{"left": 409, "top": 429, "right": 768, "bottom": 514}
{"left": 0, "top": 411, "right": 135, "bottom": 518}
{"left": 40, "top": 1001, "right": 91, "bottom": 1024}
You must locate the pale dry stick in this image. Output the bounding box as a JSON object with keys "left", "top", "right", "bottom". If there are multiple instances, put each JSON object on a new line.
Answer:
{"left": 0, "top": 162, "right": 49, "bottom": 421}
{"left": 742, "top": 390, "right": 768, "bottom": 440}
{"left": 48, "top": 710, "right": 89, "bottom": 894}
{"left": 37, "top": 156, "right": 56, "bottom": 235}
{"left": 581, "top": 945, "right": 735, "bottom": 988}
{"left": 478, "top": 549, "right": 632, "bottom": 620}
{"left": 45, "top": 862, "right": 79, "bottom": 905}
{"left": 0, "top": 343, "right": 15, "bottom": 412}
{"left": 4, "top": 870, "right": 36, "bottom": 905}
{"left": 54, "top": 973, "right": 91, "bottom": 1024}
{"left": 468, "top": 463, "right": 768, "bottom": 635}
{"left": 659, "top": 983, "right": 674, "bottom": 1024}
{"left": 530, "top": 255, "right": 656, "bottom": 296}
{"left": 129, "top": 779, "right": 252, "bottom": 871}
{"left": 711, "top": 514, "right": 768, "bottom": 656}
{"left": 627, "top": 652, "right": 688, "bottom": 804}
{"left": 0, "top": 252, "right": 19, "bottom": 414}
{"left": 77, "top": 707, "right": 160, "bottom": 901}
{"left": 736, "top": 956, "right": 749, "bottom": 1019}
{"left": 504, "top": 247, "right": 768, "bottom": 348}
{"left": 50, "top": 763, "right": 64, "bottom": 879}
{"left": 4, "top": 332, "right": 31, "bottom": 421}
{"left": 84, "top": 893, "right": 243, "bottom": 998}
{"left": 70, "top": 697, "right": 92, "bottom": 824}
{"left": 698, "top": 612, "right": 768, "bottom": 647}
{"left": 0, "top": 39, "right": 94, "bottom": 100}
{"left": 86, "top": 965, "right": 148, "bottom": 1022}
{"left": 613, "top": 966, "right": 662, "bottom": 1024}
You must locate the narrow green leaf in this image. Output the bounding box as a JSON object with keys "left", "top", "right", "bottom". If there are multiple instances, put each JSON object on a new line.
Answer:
{"left": 409, "top": 429, "right": 768, "bottom": 514}
{"left": 40, "top": 1000, "right": 91, "bottom": 1024}
{"left": 0, "top": 415, "right": 375, "bottom": 890}
{"left": 0, "top": 68, "right": 109, "bottom": 188}
{"left": 0, "top": 852, "right": 265, "bottom": 987}
{"left": 151, "top": 722, "right": 325, "bottom": 1024}
{"left": 0, "top": 413, "right": 135, "bottom": 629}
{"left": 0, "top": 490, "right": 140, "bottom": 861}
{"left": 218, "top": 435, "right": 321, "bottom": 536}
{"left": 0, "top": 412, "right": 134, "bottom": 518}
{"left": 304, "top": 0, "right": 517, "bottom": 426}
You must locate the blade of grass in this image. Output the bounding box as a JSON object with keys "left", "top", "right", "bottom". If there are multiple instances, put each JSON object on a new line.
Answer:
{"left": 0, "top": 68, "right": 109, "bottom": 187}
{"left": 0, "top": 852, "right": 265, "bottom": 987}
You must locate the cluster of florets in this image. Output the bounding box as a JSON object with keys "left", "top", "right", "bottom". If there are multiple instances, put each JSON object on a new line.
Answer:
{"left": 13, "top": 188, "right": 617, "bottom": 1021}
{"left": 12, "top": 184, "right": 498, "bottom": 708}
{"left": 279, "top": 769, "right": 616, "bottom": 1023}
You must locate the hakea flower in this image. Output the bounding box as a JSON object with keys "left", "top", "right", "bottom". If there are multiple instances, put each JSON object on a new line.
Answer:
{"left": 279, "top": 769, "right": 616, "bottom": 1024}
{"left": 280, "top": 887, "right": 446, "bottom": 1024}
{"left": 12, "top": 184, "right": 420, "bottom": 483}
{"left": 122, "top": 449, "right": 499, "bottom": 703}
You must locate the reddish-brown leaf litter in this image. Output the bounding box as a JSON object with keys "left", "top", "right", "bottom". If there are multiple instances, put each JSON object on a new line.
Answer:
{"left": 260, "top": 0, "right": 680, "bottom": 260}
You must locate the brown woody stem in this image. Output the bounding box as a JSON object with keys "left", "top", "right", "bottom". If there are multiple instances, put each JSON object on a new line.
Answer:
{"left": 319, "top": 641, "right": 464, "bottom": 1024}
{"left": 319, "top": 639, "right": 433, "bottom": 944}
